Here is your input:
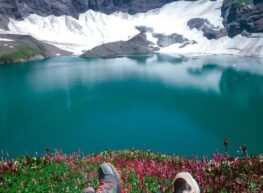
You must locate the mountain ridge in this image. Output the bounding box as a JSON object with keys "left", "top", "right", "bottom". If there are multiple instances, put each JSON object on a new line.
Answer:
{"left": 0, "top": 0, "right": 263, "bottom": 63}
{"left": 0, "top": 0, "right": 179, "bottom": 30}
{"left": 1, "top": 0, "right": 262, "bottom": 36}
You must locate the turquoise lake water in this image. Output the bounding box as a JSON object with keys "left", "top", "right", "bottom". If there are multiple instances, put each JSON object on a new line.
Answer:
{"left": 0, "top": 55, "right": 263, "bottom": 157}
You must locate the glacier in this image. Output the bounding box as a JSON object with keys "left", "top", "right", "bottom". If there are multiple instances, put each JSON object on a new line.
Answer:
{"left": 3, "top": 0, "right": 263, "bottom": 57}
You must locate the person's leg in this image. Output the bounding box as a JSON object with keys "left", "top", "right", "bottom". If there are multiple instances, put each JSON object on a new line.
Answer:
{"left": 82, "top": 163, "right": 199, "bottom": 193}
{"left": 82, "top": 163, "right": 121, "bottom": 193}
{"left": 172, "top": 172, "right": 200, "bottom": 193}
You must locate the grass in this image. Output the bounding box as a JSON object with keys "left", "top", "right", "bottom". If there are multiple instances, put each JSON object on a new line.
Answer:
{"left": 0, "top": 150, "right": 262, "bottom": 193}
{"left": 0, "top": 46, "right": 42, "bottom": 62}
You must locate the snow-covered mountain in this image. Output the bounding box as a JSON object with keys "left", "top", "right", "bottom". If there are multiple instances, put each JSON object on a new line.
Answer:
{"left": 0, "top": 0, "right": 178, "bottom": 30}
{"left": 1, "top": 0, "right": 263, "bottom": 57}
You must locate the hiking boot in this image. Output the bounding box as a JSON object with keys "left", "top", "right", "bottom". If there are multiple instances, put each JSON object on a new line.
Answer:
{"left": 172, "top": 172, "right": 200, "bottom": 193}
{"left": 82, "top": 163, "right": 121, "bottom": 193}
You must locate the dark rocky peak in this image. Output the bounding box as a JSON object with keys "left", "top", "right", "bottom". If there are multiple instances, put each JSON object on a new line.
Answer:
{"left": 221, "top": 0, "right": 263, "bottom": 37}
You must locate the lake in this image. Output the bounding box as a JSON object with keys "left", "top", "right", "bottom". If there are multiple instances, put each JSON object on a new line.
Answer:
{"left": 0, "top": 54, "right": 263, "bottom": 158}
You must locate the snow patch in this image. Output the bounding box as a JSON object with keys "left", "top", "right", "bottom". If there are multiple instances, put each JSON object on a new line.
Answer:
{"left": 0, "top": 38, "right": 13, "bottom": 42}
{"left": 146, "top": 32, "right": 158, "bottom": 45}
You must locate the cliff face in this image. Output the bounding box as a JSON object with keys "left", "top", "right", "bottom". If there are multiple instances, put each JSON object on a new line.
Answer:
{"left": 221, "top": 0, "right": 263, "bottom": 37}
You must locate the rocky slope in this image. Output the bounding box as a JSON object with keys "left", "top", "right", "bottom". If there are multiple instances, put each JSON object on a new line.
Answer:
{"left": 221, "top": 0, "right": 263, "bottom": 37}
{"left": 0, "top": 34, "right": 71, "bottom": 64}
{"left": 81, "top": 33, "right": 159, "bottom": 57}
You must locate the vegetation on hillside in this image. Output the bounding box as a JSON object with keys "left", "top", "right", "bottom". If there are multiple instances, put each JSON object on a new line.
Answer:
{"left": 0, "top": 46, "right": 42, "bottom": 62}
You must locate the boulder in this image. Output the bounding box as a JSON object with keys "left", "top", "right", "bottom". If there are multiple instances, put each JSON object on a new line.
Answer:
{"left": 187, "top": 18, "right": 226, "bottom": 39}
{"left": 153, "top": 33, "right": 189, "bottom": 47}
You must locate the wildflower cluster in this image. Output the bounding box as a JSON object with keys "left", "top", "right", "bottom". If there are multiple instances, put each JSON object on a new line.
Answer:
{"left": 0, "top": 150, "right": 262, "bottom": 192}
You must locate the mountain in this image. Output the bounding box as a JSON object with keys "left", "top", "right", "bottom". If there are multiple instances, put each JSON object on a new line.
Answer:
{"left": 0, "top": 0, "right": 179, "bottom": 30}
{"left": 0, "top": 0, "right": 263, "bottom": 63}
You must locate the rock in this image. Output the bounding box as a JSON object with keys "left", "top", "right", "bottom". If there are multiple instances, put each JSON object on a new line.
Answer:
{"left": 221, "top": 0, "right": 263, "bottom": 37}
{"left": 0, "top": 34, "right": 71, "bottom": 64}
{"left": 135, "top": 26, "right": 154, "bottom": 33}
{"left": 179, "top": 40, "right": 197, "bottom": 48}
{"left": 187, "top": 18, "right": 226, "bottom": 39}
{"left": 135, "top": 26, "right": 191, "bottom": 48}
{"left": 241, "top": 30, "right": 251, "bottom": 37}
{"left": 153, "top": 33, "right": 189, "bottom": 47}
{"left": 253, "top": 0, "right": 261, "bottom": 4}
{"left": 81, "top": 33, "right": 159, "bottom": 58}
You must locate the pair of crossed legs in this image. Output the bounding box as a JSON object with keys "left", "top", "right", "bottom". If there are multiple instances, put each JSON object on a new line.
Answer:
{"left": 83, "top": 163, "right": 200, "bottom": 193}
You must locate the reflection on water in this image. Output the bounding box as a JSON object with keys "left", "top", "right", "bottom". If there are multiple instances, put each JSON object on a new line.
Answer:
{"left": 27, "top": 55, "right": 221, "bottom": 92}
{"left": 0, "top": 54, "right": 263, "bottom": 157}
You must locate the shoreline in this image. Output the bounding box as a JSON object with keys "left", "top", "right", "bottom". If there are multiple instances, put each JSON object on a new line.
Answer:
{"left": 1, "top": 52, "right": 263, "bottom": 66}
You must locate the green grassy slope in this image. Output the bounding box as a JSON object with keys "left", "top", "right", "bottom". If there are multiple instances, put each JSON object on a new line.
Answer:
{"left": 0, "top": 46, "right": 42, "bottom": 61}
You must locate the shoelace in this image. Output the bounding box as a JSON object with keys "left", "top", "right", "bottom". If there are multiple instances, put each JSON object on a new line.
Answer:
{"left": 97, "top": 180, "right": 117, "bottom": 193}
